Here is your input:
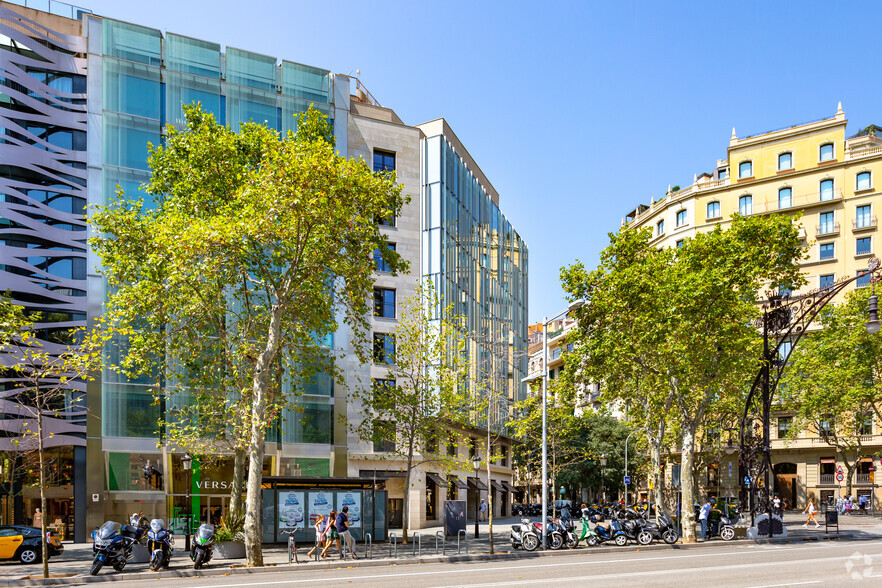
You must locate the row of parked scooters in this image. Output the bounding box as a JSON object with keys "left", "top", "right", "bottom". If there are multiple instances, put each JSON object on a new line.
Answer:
{"left": 90, "top": 514, "right": 216, "bottom": 575}
{"left": 510, "top": 505, "right": 736, "bottom": 550}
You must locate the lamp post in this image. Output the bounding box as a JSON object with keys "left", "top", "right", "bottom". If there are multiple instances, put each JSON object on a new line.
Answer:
{"left": 182, "top": 452, "right": 192, "bottom": 551}
{"left": 624, "top": 431, "right": 636, "bottom": 509}
{"left": 523, "top": 299, "right": 584, "bottom": 549}
{"left": 600, "top": 454, "right": 607, "bottom": 504}
{"left": 472, "top": 455, "right": 481, "bottom": 538}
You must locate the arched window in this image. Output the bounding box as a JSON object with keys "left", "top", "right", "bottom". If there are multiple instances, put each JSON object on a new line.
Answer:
{"left": 778, "top": 187, "right": 792, "bottom": 209}
{"left": 778, "top": 152, "right": 792, "bottom": 170}
{"left": 739, "top": 160, "right": 753, "bottom": 179}
{"left": 820, "top": 179, "right": 834, "bottom": 201}
{"left": 819, "top": 143, "right": 834, "bottom": 162}
{"left": 706, "top": 201, "right": 721, "bottom": 219}
{"left": 739, "top": 195, "right": 753, "bottom": 215}
{"left": 857, "top": 171, "right": 872, "bottom": 191}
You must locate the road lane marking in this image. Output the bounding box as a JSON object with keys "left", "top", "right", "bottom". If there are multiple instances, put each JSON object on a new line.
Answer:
{"left": 746, "top": 582, "right": 822, "bottom": 588}
{"left": 182, "top": 544, "right": 882, "bottom": 587}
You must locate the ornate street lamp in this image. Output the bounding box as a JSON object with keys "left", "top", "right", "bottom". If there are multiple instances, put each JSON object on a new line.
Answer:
{"left": 600, "top": 453, "right": 607, "bottom": 504}
{"left": 182, "top": 452, "right": 192, "bottom": 551}
{"left": 472, "top": 455, "right": 481, "bottom": 538}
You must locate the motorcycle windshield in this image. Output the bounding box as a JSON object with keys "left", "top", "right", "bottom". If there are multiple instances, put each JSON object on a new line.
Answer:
{"left": 149, "top": 519, "right": 166, "bottom": 532}
{"left": 97, "top": 521, "right": 121, "bottom": 540}
{"left": 196, "top": 524, "right": 214, "bottom": 540}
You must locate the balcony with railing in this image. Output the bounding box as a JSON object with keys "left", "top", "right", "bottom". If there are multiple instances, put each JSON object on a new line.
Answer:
{"left": 819, "top": 474, "right": 835, "bottom": 485}
{"left": 846, "top": 144, "right": 882, "bottom": 161}
{"left": 856, "top": 473, "right": 875, "bottom": 484}
{"left": 816, "top": 222, "right": 840, "bottom": 237}
{"left": 854, "top": 217, "right": 878, "bottom": 232}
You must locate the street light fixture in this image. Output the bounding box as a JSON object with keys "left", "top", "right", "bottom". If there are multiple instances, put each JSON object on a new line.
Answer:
{"left": 866, "top": 289, "right": 880, "bottom": 334}
{"left": 523, "top": 298, "right": 584, "bottom": 550}
{"left": 600, "top": 453, "right": 607, "bottom": 504}
{"left": 182, "top": 452, "right": 192, "bottom": 551}
{"left": 471, "top": 455, "right": 481, "bottom": 538}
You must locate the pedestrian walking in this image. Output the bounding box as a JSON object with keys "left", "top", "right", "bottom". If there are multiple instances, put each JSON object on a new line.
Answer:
{"left": 320, "top": 510, "right": 341, "bottom": 558}
{"left": 773, "top": 495, "right": 781, "bottom": 517}
{"left": 479, "top": 499, "right": 488, "bottom": 521}
{"left": 859, "top": 494, "right": 868, "bottom": 514}
{"left": 698, "top": 499, "right": 712, "bottom": 540}
{"left": 803, "top": 498, "right": 819, "bottom": 527}
{"left": 307, "top": 514, "right": 327, "bottom": 559}
{"left": 336, "top": 506, "right": 358, "bottom": 559}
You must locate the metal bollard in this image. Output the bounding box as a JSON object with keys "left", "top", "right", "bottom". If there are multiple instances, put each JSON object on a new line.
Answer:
{"left": 314, "top": 534, "right": 321, "bottom": 561}
{"left": 389, "top": 532, "right": 398, "bottom": 558}
{"left": 412, "top": 532, "right": 421, "bottom": 558}
{"left": 364, "top": 533, "right": 372, "bottom": 559}
{"left": 457, "top": 529, "right": 467, "bottom": 554}
{"left": 435, "top": 530, "right": 445, "bottom": 555}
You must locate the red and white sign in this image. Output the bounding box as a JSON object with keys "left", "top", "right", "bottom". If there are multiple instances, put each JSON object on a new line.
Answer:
{"left": 836, "top": 472, "right": 845, "bottom": 482}
{"left": 870, "top": 466, "right": 877, "bottom": 472}
{"left": 836, "top": 465, "right": 844, "bottom": 475}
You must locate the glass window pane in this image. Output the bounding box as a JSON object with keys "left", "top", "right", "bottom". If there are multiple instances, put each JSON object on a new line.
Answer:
{"left": 166, "top": 34, "right": 221, "bottom": 78}
{"left": 281, "top": 96, "right": 329, "bottom": 136}
{"left": 819, "top": 274, "right": 834, "bottom": 289}
{"left": 103, "top": 58, "right": 160, "bottom": 120}
{"left": 820, "top": 179, "right": 834, "bottom": 201}
{"left": 102, "top": 19, "right": 161, "bottom": 66}
{"left": 778, "top": 188, "right": 792, "bottom": 209}
{"left": 165, "top": 71, "right": 222, "bottom": 128}
{"left": 226, "top": 84, "right": 278, "bottom": 131}
{"left": 739, "top": 161, "right": 752, "bottom": 178}
{"left": 857, "top": 172, "right": 871, "bottom": 191}
{"left": 739, "top": 195, "right": 752, "bottom": 215}
{"left": 778, "top": 152, "right": 792, "bottom": 170}
{"left": 103, "top": 166, "right": 155, "bottom": 208}
{"left": 282, "top": 402, "right": 332, "bottom": 444}
{"left": 857, "top": 237, "right": 872, "bottom": 255}
{"left": 226, "top": 47, "right": 277, "bottom": 91}
{"left": 101, "top": 383, "right": 160, "bottom": 437}
{"left": 856, "top": 205, "right": 872, "bottom": 228}
{"left": 281, "top": 61, "right": 330, "bottom": 103}
{"left": 103, "top": 113, "right": 161, "bottom": 170}
{"left": 820, "top": 143, "right": 834, "bottom": 161}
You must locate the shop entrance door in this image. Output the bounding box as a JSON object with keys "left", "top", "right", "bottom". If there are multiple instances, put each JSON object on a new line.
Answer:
{"left": 198, "top": 495, "right": 228, "bottom": 526}
{"left": 387, "top": 498, "right": 403, "bottom": 529}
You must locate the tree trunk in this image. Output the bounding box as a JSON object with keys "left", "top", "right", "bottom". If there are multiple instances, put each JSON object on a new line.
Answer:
{"left": 37, "top": 402, "right": 48, "bottom": 579}
{"left": 402, "top": 449, "right": 413, "bottom": 545}
{"left": 487, "top": 430, "right": 493, "bottom": 554}
{"left": 244, "top": 304, "right": 283, "bottom": 567}
{"left": 229, "top": 448, "right": 246, "bottom": 525}
{"left": 649, "top": 439, "right": 666, "bottom": 518}
{"left": 844, "top": 457, "right": 856, "bottom": 498}
{"left": 680, "top": 426, "right": 698, "bottom": 543}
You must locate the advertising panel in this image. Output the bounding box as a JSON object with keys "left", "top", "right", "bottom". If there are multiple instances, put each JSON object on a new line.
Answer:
{"left": 278, "top": 491, "right": 305, "bottom": 532}
{"left": 336, "top": 491, "right": 362, "bottom": 528}
{"left": 309, "top": 491, "right": 333, "bottom": 525}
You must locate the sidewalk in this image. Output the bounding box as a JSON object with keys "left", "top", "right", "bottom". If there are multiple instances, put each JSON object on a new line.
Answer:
{"left": 4, "top": 513, "right": 881, "bottom": 586}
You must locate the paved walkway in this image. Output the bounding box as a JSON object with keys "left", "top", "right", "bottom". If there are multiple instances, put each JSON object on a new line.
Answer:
{"left": 3, "top": 512, "right": 881, "bottom": 584}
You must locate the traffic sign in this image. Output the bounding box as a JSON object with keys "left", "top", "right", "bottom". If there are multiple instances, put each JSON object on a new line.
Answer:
{"left": 836, "top": 472, "right": 844, "bottom": 482}
{"left": 624, "top": 476, "right": 631, "bottom": 485}
{"left": 744, "top": 476, "right": 751, "bottom": 485}
{"left": 836, "top": 465, "right": 844, "bottom": 474}
{"left": 870, "top": 466, "right": 877, "bottom": 472}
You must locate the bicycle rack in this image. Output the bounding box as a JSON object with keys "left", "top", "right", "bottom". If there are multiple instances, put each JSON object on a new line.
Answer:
{"left": 389, "top": 533, "right": 398, "bottom": 558}
{"left": 435, "top": 531, "right": 445, "bottom": 555}
{"left": 457, "top": 529, "right": 467, "bottom": 554}
{"left": 364, "top": 533, "right": 372, "bottom": 559}
{"left": 288, "top": 535, "right": 298, "bottom": 564}
{"left": 412, "top": 532, "right": 421, "bottom": 558}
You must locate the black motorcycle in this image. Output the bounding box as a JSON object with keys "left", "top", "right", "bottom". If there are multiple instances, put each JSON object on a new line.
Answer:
{"left": 91, "top": 521, "right": 143, "bottom": 575}
{"left": 704, "top": 513, "right": 736, "bottom": 541}
{"left": 637, "top": 512, "right": 679, "bottom": 545}
{"left": 191, "top": 523, "right": 215, "bottom": 569}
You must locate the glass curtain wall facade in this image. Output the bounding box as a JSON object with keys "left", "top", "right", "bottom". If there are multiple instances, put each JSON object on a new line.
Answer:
{"left": 87, "top": 14, "right": 336, "bottom": 524}
{"left": 421, "top": 132, "right": 529, "bottom": 430}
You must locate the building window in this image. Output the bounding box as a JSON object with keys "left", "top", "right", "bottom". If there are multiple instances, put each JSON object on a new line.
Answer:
{"left": 373, "top": 150, "right": 395, "bottom": 172}
{"left": 819, "top": 143, "right": 834, "bottom": 162}
{"left": 373, "top": 333, "right": 395, "bottom": 364}
{"left": 373, "top": 288, "right": 396, "bottom": 318}
{"left": 778, "top": 187, "right": 792, "bottom": 209}
{"left": 426, "top": 475, "right": 437, "bottom": 519}
{"left": 656, "top": 219, "right": 665, "bottom": 236}
{"left": 857, "top": 237, "right": 872, "bottom": 256}
{"left": 819, "top": 211, "right": 836, "bottom": 235}
{"left": 739, "top": 160, "right": 753, "bottom": 179}
{"left": 676, "top": 209, "right": 687, "bottom": 227}
{"left": 500, "top": 445, "right": 508, "bottom": 467}
{"left": 856, "top": 205, "right": 873, "bottom": 228}
{"left": 857, "top": 270, "right": 871, "bottom": 288}
{"left": 377, "top": 209, "right": 396, "bottom": 227}
{"left": 777, "top": 416, "right": 792, "bottom": 438}
{"left": 819, "top": 416, "right": 833, "bottom": 436}
{"left": 739, "top": 195, "right": 752, "bottom": 215}
{"left": 447, "top": 435, "right": 457, "bottom": 457}
{"left": 820, "top": 179, "right": 834, "bottom": 202}
{"left": 819, "top": 274, "right": 834, "bottom": 289}
{"left": 778, "top": 152, "right": 792, "bottom": 170}
{"left": 707, "top": 201, "right": 721, "bottom": 219}
{"left": 675, "top": 239, "right": 685, "bottom": 248}
{"left": 373, "top": 243, "right": 396, "bottom": 272}
{"left": 373, "top": 420, "right": 396, "bottom": 452}
{"left": 469, "top": 437, "right": 477, "bottom": 459}
{"left": 861, "top": 414, "right": 873, "bottom": 435}
{"left": 718, "top": 168, "right": 728, "bottom": 180}
{"left": 857, "top": 171, "right": 872, "bottom": 191}
{"left": 820, "top": 243, "right": 835, "bottom": 260}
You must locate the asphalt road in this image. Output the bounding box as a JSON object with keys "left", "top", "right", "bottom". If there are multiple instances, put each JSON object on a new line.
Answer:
{"left": 59, "top": 539, "right": 882, "bottom": 587}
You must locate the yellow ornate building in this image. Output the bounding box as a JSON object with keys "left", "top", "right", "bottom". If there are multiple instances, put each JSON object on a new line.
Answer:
{"left": 625, "top": 104, "right": 882, "bottom": 510}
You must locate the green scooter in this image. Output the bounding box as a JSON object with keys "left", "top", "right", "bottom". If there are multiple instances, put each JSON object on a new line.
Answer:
{"left": 575, "top": 516, "right": 600, "bottom": 547}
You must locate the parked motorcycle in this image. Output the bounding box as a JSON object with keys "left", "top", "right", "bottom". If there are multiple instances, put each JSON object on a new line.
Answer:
{"left": 704, "top": 513, "right": 736, "bottom": 541}
{"left": 130, "top": 513, "right": 150, "bottom": 545}
{"left": 510, "top": 518, "right": 540, "bottom": 551}
{"left": 147, "top": 519, "right": 173, "bottom": 571}
{"left": 91, "top": 521, "right": 142, "bottom": 575}
{"left": 575, "top": 516, "right": 600, "bottom": 547}
{"left": 191, "top": 523, "right": 215, "bottom": 569}
{"left": 637, "top": 512, "right": 679, "bottom": 545}
{"left": 590, "top": 514, "right": 627, "bottom": 546}
{"left": 545, "top": 517, "right": 576, "bottom": 549}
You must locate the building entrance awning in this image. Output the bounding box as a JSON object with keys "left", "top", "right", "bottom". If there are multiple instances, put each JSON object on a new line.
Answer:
{"left": 358, "top": 469, "right": 405, "bottom": 479}
{"left": 489, "top": 480, "right": 505, "bottom": 492}
{"left": 468, "top": 477, "right": 488, "bottom": 491}
{"left": 448, "top": 476, "right": 468, "bottom": 489}
{"left": 501, "top": 481, "right": 518, "bottom": 493}
{"left": 426, "top": 473, "right": 449, "bottom": 487}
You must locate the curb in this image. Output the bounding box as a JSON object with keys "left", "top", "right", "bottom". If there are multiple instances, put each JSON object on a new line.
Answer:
{"left": 5, "top": 531, "right": 877, "bottom": 586}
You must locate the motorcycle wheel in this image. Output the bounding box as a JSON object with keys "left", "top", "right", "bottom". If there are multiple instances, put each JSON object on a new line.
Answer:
{"left": 549, "top": 533, "right": 563, "bottom": 550}
{"left": 194, "top": 550, "right": 205, "bottom": 570}
{"left": 113, "top": 559, "right": 127, "bottom": 572}
{"left": 614, "top": 534, "right": 628, "bottom": 547}
{"left": 522, "top": 534, "right": 539, "bottom": 551}
{"left": 720, "top": 526, "right": 735, "bottom": 541}
{"left": 587, "top": 535, "right": 599, "bottom": 547}
{"left": 637, "top": 530, "right": 653, "bottom": 545}
{"left": 90, "top": 558, "right": 104, "bottom": 576}
{"left": 662, "top": 529, "right": 678, "bottom": 544}
{"left": 149, "top": 555, "right": 161, "bottom": 572}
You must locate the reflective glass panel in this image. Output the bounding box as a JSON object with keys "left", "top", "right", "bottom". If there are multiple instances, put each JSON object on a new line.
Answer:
{"left": 856, "top": 205, "right": 872, "bottom": 228}
{"left": 282, "top": 402, "right": 332, "bottom": 444}
{"left": 281, "top": 96, "right": 329, "bottom": 136}
{"left": 226, "top": 85, "right": 278, "bottom": 130}
{"left": 103, "top": 113, "right": 161, "bottom": 170}
{"left": 857, "top": 237, "right": 872, "bottom": 255}
{"left": 281, "top": 61, "right": 330, "bottom": 103}
{"left": 226, "top": 48, "right": 276, "bottom": 91}
{"left": 101, "top": 383, "right": 160, "bottom": 437}
{"left": 707, "top": 201, "right": 720, "bottom": 218}
{"left": 102, "top": 19, "right": 161, "bottom": 66}
{"left": 165, "top": 72, "right": 222, "bottom": 127}
{"left": 103, "top": 58, "right": 160, "bottom": 120}
{"left": 166, "top": 34, "right": 221, "bottom": 78}
{"left": 739, "top": 195, "right": 752, "bottom": 215}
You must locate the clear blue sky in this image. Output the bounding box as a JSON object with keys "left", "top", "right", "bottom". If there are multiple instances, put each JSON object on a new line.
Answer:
{"left": 78, "top": 0, "right": 882, "bottom": 323}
